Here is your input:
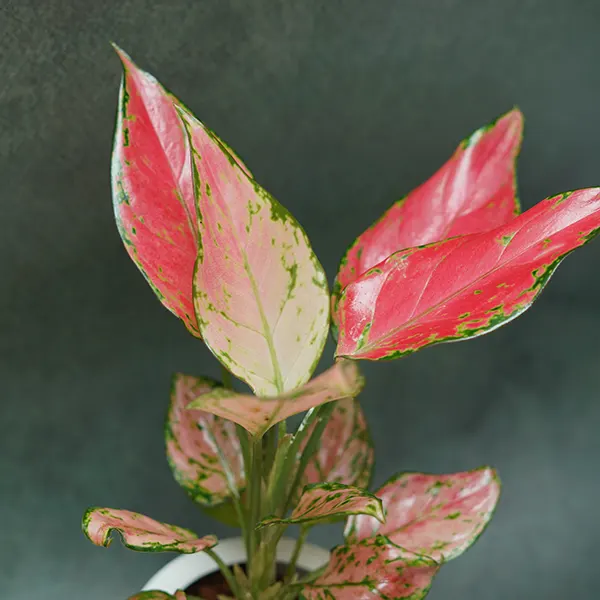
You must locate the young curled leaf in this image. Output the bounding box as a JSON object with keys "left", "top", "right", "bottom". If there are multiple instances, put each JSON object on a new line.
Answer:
{"left": 258, "top": 482, "right": 384, "bottom": 528}
{"left": 299, "top": 535, "right": 438, "bottom": 600}
{"left": 187, "top": 360, "right": 364, "bottom": 436}
{"left": 166, "top": 373, "right": 245, "bottom": 507}
{"left": 345, "top": 467, "right": 500, "bottom": 562}
{"left": 333, "top": 108, "right": 523, "bottom": 318}
{"left": 128, "top": 592, "right": 188, "bottom": 600}
{"left": 302, "top": 397, "right": 374, "bottom": 489}
{"left": 178, "top": 107, "right": 329, "bottom": 397}
{"left": 82, "top": 507, "right": 217, "bottom": 553}
{"left": 336, "top": 188, "right": 600, "bottom": 360}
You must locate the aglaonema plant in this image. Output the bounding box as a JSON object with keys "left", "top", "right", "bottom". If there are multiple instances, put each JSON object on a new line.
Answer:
{"left": 83, "top": 46, "right": 600, "bottom": 600}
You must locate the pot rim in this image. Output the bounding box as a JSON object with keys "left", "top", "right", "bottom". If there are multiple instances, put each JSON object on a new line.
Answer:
{"left": 142, "top": 536, "right": 330, "bottom": 593}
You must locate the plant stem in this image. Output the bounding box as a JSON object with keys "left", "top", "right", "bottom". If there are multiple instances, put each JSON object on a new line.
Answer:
{"left": 220, "top": 364, "right": 234, "bottom": 389}
{"left": 284, "top": 403, "right": 335, "bottom": 514}
{"left": 205, "top": 547, "right": 243, "bottom": 599}
{"left": 248, "top": 436, "right": 264, "bottom": 596}
{"left": 285, "top": 526, "right": 308, "bottom": 582}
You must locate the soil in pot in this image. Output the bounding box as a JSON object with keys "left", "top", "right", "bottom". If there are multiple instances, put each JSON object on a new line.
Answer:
{"left": 185, "top": 563, "right": 303, "bottom": 600}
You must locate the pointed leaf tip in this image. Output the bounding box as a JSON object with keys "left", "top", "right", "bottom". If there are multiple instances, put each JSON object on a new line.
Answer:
{"left": 345, "top": 467, "right": 500, "bottom": 562}
{"left": 82, "top": 507, "right": 218, "bottom": 554}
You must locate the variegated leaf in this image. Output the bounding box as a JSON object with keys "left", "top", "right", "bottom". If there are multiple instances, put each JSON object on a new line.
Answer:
{"left": 177, "top": 107, "right": 329, "bottom": 397}
{"left": 111, "top": 47, "right": 251, "bottom": 337}
{"left": 345, "top": 468, "right": 500, "bottom": 562}
{"left": 336, "top": 188, "right": 600, "bottom": 360}
{"left": 187, "top": 360, "right": 364, "bottom": 436}
{"left": 128, "top": 592, "right": 188, "bottom": 600}
{"left": 82, "top": 507, "right": 217, "bottom": 553}
{"left": 302, "top": 398, "right": 374, "bottom": 489}
{"left": 299, "top": 536, "right": 438, "bottom": 600}
{"left": 333, "top": 109, "right": 523, "bottom": 317}
{"left": 166, "top": 373, "right": 245, "bottom": 507}
{"left": 258, "top": 482, "right": 384, "bottom": 528}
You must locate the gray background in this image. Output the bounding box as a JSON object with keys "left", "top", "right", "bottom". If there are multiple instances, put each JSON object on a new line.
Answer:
{"left": 2, "top": 0, "right": 599, "bottom": 598}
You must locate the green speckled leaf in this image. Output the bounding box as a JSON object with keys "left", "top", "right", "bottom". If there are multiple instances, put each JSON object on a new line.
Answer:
{"left": 166, "top": 373, "right": 245, "bottom": 508}
{"left": 258, "top": 482, "right": 384, "bottom": 528}
{"left": 82, "top": 507, "right": 217, "bottom": 554}
{"left": 177, "top": 107, "right": 329, "bottom": 396}
{"left": 299, "top": 536, "right": 438, "bottom": 600}
{"left": 345, "top": 468, "right": 500, "bottom": 562}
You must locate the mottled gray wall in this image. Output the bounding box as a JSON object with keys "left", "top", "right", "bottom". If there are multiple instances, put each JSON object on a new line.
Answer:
{"left": 2, "top": 1, "right": 600, "bottom": 598}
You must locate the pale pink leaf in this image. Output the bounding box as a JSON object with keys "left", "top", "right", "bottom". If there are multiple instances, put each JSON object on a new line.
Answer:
{"left": 333, "top": 109, "right": 523, "bottom": 313}
{"left": 177, "top": 108, "right": 329, "bottom": 396}
{"left": 82, "top": 507, "right": 217, "bottom": 553}
{"left": 186, "top": 360, "right": 364, "bottom": 436}
{"left": 345, "top": 468, "right": 500, "bottom": 562}
{"left": 335, "top": 188, "right": 600, "bottom": 360}
{"left": 299, "top": 536, "right": 438, "bottom": 600}
{"left": 258, "top": 483, "right": 384, "bottom": 528}
{"left": 166, "top": 374, "right": 245, "bottom": 507}
{"left": 111, "top": 47, "right": 251, "bottom": 337}
{"left": 303, "top": 397, "right": 374, "bottom": 489}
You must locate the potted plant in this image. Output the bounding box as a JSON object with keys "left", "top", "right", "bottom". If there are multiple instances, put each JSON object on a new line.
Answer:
{"left": 82, "top": 46, "right": 600, "bottom": 599}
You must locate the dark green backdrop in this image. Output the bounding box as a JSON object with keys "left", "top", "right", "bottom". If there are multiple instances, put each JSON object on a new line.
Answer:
{"left": 2, "top": 1, "right": 600, "bottom": 598}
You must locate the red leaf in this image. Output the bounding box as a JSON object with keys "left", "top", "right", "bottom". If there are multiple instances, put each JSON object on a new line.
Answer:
{"left": 336, "top": 188, "right": 600, "bottom": 360}
{"left": 333, "top": 109, "right": 523, "bottom": 314}
{"left": 82, "top": 507, "right": 217, "bottom": 553}
{"left": 299, "top": 536, "right": 438, "bottom": 600}
{"left": 345, "top": 468, "right": 500, "bottom": 562}
{"left": 166, "top": 374, "right": 245, "bottom": 507}
{"left": 111, "top": 47, "right": 251, "bottom": 336}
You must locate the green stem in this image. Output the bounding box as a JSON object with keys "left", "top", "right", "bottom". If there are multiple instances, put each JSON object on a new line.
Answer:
{"left": 285, "top": 526, "right": 308, "bottom": 582}
{"left": 205, "top": 548, "right": 243, "bottom": 599}
{"left": 220, "top": 364, "right": 234, "bottom": 389}
{"left": 284, "top": 403, "right": 335, "bottom": 514}
{"left": 248, "top": 436, "right": 264, "bottom": 595}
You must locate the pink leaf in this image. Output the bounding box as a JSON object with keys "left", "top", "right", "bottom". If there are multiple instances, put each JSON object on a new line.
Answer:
{"left": 82, "top": 507, "right": 217, "bottom": 554}
{"left": 302, "top": 398, "right": 374, "bottom": 489}
{"left": 166, "top": 374, "right": 245, "bottom": 507}
{"left": 187, "top": 360, "right": 364, "bottom": 436}
{"left": 178, "top": 108, "right": 330, "bottom": 396}
{"left": 111, "top": 47, "right": 251, "bottom": 337}
{"left": 299, "top": 536, "right": 438, "bottom": 600}
{"left": 258, "top": 482, "right": 384, "bottom": 527}
{"left": 333, "top": 109, "right": 523, "bottom": 315}
{"left": 345, "top": 468, "right": 500, "bottom": 562}
{"left": 335, "top": 188, "right": 600, "bottom": 360}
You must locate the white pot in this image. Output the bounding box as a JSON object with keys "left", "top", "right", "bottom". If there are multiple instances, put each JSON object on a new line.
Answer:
{"left": 142, "top": 537, "right": 330, "bottom": 594}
